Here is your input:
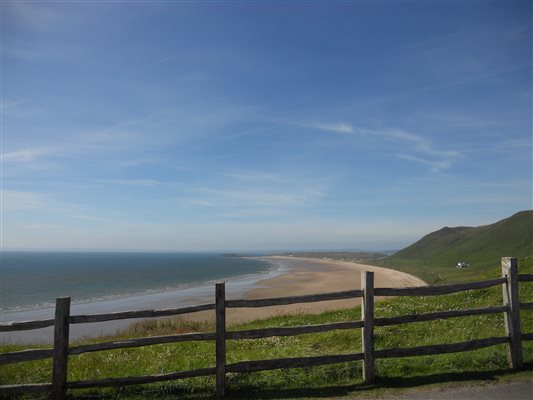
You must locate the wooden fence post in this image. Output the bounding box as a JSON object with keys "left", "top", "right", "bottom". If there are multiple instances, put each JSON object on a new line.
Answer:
{"left": 52, "top": 297, "right": 70, "bottom": 400}
{"left": 215, "top": 283, "right": 227, "bottom": 398}
{"left": 501, "top": 257, "right": 523, "bottom": 368}
{"left": 361, "top": 271, "right": 375, "bottom": 384}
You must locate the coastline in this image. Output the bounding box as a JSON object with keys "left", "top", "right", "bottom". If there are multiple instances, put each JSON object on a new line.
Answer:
{"left": 0, "top": 256, "right": 426, "bottom": 344}
{"left": 223, "top": 256, "right": 427, "bottom": 324}
{"left": 0, "top": 259, "right": 284, "bottom": 344}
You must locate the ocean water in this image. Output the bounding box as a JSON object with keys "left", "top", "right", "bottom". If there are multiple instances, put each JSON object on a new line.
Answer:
{"left": 0, "top": 252, "right": 273, "bottom": 313}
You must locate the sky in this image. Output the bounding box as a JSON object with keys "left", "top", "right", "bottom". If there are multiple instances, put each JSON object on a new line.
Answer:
{"left": 1, "top": 1, "right": 531, "bottom": 252}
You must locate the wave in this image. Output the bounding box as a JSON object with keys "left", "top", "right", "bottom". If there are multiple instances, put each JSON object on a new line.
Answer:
{"left": 1, "top": 257, "right": 280, "bottom": 315}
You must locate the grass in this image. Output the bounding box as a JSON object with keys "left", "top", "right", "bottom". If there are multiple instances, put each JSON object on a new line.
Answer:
{"left": 1, "top": 256, "right": 532, "bottom": 399}
{"left": 279, "top": 211, "right": 532, "bottom": 284}
{"left": 379, "top": 210, "right": 533, "bottom": 284}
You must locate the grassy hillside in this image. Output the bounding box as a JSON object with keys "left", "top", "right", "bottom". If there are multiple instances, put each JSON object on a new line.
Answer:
{"left": 1, "top": 256, "right": 532, "bottom": 399}
{"left": 379, "top": 210, "right": 533, "bottom": 283}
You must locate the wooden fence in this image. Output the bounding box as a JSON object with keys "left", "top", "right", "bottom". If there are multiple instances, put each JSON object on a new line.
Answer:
{"left": 1, "top": 257, "right": 532, "bottom": 399}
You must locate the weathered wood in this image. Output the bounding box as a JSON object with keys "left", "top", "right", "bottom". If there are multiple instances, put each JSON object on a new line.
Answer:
{"left": 502, "top": 257, "right": 523, "bottom": 368}
{"left": 67, "top": 367, "right": 215, "bottom": 389}
{"left": 69, "top": 332, "right": 216, "bottom": 355}
{"left": 0, "top": 348, "right": 53, "bottom": 365}
{"left": 374, "top": 278, "right": 506, "bottom": 297}
{"left": 361, "top": 271, "right": 375, "bottom": 385}
{"left": 227, "top": 321, "right": 364, "bottom": 340}
{"left": 374, "top": 305, "right": 508, "bottom": 327}
{"left": 375, "top": 336, "right": 509, "bottom": 359}
{"left": 518, "top": 274, "right": 533, "bottom": 282}
{"left": 0, "top": 383, "right": 52, "bottom": 394}
{"left": 226, "top": 289, "right": 363, "bottom": 308}
{"left": 2, "top": 259, "right": 530, "bottom": 396}
{"left": 226, "top": 352, "right": 364, "bottom": 373}
{"left": 0, "top": 319, "right": 55, "bottom": 332}
{"left": 69, "top": 303, "right": 215, "bottom": 324}
{"left": 215, "top": 282, "right": 226, "bottom": 399}
{"left": 52, "top": 297, "right": 70, "bottom": 400}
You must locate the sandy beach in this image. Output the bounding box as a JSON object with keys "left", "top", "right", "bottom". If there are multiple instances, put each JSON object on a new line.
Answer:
{"left": 1, "top": 256, "right": 426, "bottom": 344}
{"left": 223, "top": 256, "right": 427, "bottom": 324}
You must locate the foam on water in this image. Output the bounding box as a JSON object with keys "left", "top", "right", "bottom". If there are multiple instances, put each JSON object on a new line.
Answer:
{"left": 1, "top": 252, "right": 275, "bottom": 313}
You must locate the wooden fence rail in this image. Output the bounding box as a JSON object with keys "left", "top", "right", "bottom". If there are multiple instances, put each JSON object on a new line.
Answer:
{"left": 1, "top": 257, "right": 531, "bottom": 399}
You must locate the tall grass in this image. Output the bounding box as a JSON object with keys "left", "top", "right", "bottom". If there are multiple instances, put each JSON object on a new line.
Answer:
{"left": 1, "top": 257, "right": 532, "bottom": 399}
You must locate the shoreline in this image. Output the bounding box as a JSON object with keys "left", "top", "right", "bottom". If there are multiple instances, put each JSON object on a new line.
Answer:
{"left": 0, "top": 256, "right": 426, "bottom": 344}
{"left": 223, "top": 256, "right": 426, "bottom": 323}
{"left": 0, "top": 259, "right": 284, "bottom": 344}
{"left": 0, "top": 255, "right": 280, "bottom": 315}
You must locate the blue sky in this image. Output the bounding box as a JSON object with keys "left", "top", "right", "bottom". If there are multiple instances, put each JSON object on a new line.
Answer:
{"left": 1, "top": 1, "right": 531, "bottom": 251}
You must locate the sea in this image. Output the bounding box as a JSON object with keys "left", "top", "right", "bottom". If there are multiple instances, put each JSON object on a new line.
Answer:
{"left": 1, "top": 251, "right": 275, "bottom": 314}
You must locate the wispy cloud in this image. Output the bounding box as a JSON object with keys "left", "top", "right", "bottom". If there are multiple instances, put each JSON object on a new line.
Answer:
{"left": 69, "top": 214, "right": 111, "bottom": 222}
{"left": 76, "top": 128, "right": 145, "bottom": 149}
{"left": 6, "top": 1, "right": 82, "bottom": 32}
{"left": 1, "top": 190, "right": 113, "bottom": 223}
{"left": 180, "top": 169, "right": 327, "bottom": 218}
{"left": 396, "top": 154, "right": 451, "bottom": 172}
{"left": 416, "top": 111, "right": 507, "bottom": 130}
{"left": 368, "top": 128, "right": 460, "bottom": 159}
{"left": 308, "top": 122, "right": 460, "bottom": 171}
{"left": 218, "top": 209, "right": 283, "bottom": 219}
{"left": 24, "top": 223, "right": 65, "bottom": 230}
{"left": 1, "top": 190, "right": 47, "bottom": 211}
{"left": 115, "top": 158, "right": 192, "bottom": 172}
{"left": 91, "top": 179, "right": 164, "bottom": 187}
{"left": 185, "top": 199, "right": 218, "bottom": 207}
{"left": 0, "top": 99, "right": 43, "bottom": 118}
{"left": 304, "top": 122, "right": 354, "bottom": 134}
{"left": 220, "top": 170, "right": 284, "bottom": 183}
{"left": 0, "top": 99, "right": 29, "bottom": 113}
{"left": 116, "top": 158, "right": 160, "bottom": 168}
{"left": 402, "top": 29, "right": 469, "bottom": 50}
{"left": 185, "top": 170, "right": 323, "bottom": 213}
{"left": 142, "top": 52, "right": 184, "bottom": 70}
{"left": 378, "top": 130, "right": 461, "bottom": 171}
{"left": 216, "top": 125, "right": 273, "bottom": 143}
{"left": 191, "top": 187, "right": 323, "bottom": 208}
{"left": 1, "top": 148, "right": 53, "bottom": 163}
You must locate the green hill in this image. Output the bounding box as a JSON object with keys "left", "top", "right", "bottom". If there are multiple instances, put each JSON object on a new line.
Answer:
{"left": 2, "top": 256, "right": 532, "bottom": 398}
{"left": 379, "top": 210, "right": 533, "bottom": 283}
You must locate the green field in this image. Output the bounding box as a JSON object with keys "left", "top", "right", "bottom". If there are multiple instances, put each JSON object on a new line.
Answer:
{"left": 277, "top": 211, "right": 533, "bottom": 285}
{"left": 2, "top": 256, "right": 532, "bottom": 399}
{"left": 379, "top": 210, "right": 533, "bottom": 284}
